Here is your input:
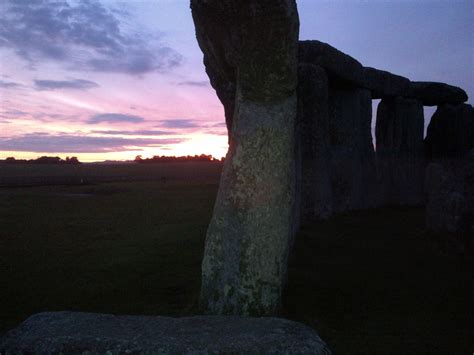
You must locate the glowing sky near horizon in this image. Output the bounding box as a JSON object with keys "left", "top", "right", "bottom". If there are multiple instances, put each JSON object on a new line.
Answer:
{"left": 0, "top": 0, "right": 472, "bottom": 162}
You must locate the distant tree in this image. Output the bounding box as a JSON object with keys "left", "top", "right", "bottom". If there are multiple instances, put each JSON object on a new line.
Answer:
{"left": 5, "top": 157, "right": 16, "bottom": 163}
{"left": 66, "top": 157, "right": 80, "bottom": 165}
{"left": 135, "top": 155, "right": 143, "bottom": 162}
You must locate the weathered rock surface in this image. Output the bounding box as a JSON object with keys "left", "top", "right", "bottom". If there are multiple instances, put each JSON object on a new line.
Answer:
{"left": 425, "top": 103, "right": 474, "bottom": 159}
{"left": 0, "top": 312, "right": 331, "bottom": 354}
{"left": 192, "top": 0, "right": 300, "bottom": 315}
{"left": 299, "top": 40, "right": 365, "bottom": 86}
{"left": 297, "top": 63, "right": 333, "bottom": 221}
{"left": 376, "top": 97, "right": 425, "bottom": 206}
{"left": 410, "top": 81, "right": 468, "bottom": 106}
{"left": 425, "top": 160, "right": 474, "bottom": 235}
{"left": 328, "top": 86, "right": 377, "bottom": 213}
{"left": 363, "top": 67, "right": 411, "bottom": 99}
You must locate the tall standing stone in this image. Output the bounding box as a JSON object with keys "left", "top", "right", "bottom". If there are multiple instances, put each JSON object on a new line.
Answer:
{"left": 376, "top": 97, "right": 425, "bottom": 206}
{"left": 424, "top": 104, "right": 473, "bottom": 235}
{"left": 327, "top": 86, "right": 376, "bottom": 213}
{"left": 191, "top": 0, "right": 300, "bottom": 315}
{"left": 297, "top": 64, "right": 333, "bottom": 221}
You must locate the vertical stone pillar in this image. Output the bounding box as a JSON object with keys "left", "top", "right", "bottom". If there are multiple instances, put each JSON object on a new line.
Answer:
{"left": 375, "top": 97, "right": 425, "bottom": 206}
{"left": 327, "top": 86, "right": 376, "bottom": 213}
{"left": 296, "top": 64, "right": 333, "bottom": 221}
{"left": 191, "top": 0, "right": 300, "bottom": 315}
{"left": 424, "top": 103, "right": 473, "bottom": 234}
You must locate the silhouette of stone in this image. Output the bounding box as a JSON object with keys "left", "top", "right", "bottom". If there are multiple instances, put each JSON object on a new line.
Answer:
{"left": 328, "top": 86, "right": 377, "bottom": 213}
{"left": 190, "top": 2, "right": 237, "bottom": 134}
{"left": 424, "top": 103, "right": 473, "bottom": 234}
{"left": 425, "top": 160, "right": 473, "bottom": 234}
{"left": 410, "top": 81, "right": 468, "bottom": 106}
{"left": 192, "top": 0, "right": 300, "bottom": 315}
{"left": 376, "top": 97, "right": 425, "bottom": 206}
{"left": 297, "top": 63, "right": 333, "bottom": 221}
{"left": 299, "top": 40, "right": 365, "bottom": 86}
{"left": 425, "top": 103, "right": 474, "bottom": 160}
{"left": 0, "top": 312, "right": 331, "bottom": 354}
{"left": 363, "top": 67, "right": 411, "bottom": 99}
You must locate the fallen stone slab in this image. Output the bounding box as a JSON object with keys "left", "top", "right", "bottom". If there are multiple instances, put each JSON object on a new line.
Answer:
{"left": 0, "top": 312, "right": 331, "bottom": 354}
{"left": 299, "top": 40, "right": 365, "bottom": 86}
{"left": 363, "top": 67, "right": 411, "bottom": 99}
{"left": 410, "top": 81, "right": 468, "bottom": 106}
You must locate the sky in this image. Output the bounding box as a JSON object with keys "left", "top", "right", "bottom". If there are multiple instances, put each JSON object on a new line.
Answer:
{"left": 0, "top": 0, "right": 472, "bottom": 162}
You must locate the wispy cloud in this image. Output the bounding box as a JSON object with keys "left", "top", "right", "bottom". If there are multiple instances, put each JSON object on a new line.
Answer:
{"left": 34, "top": 79, "right": 99, "bottom": 91}
{"left": 88, "top": 113, "right": 145, "bottom": 124}
{"left": 92, "top": 129, "right": 173, "bottom": 136}
{"left": 158, "top": 119, "right": 201, "bottom": 129}
{"left": 0, "top": 0, "right": 183, "bottom": 75}
{"left": 177, "top": 80, "right": 209, "bottom": 87}
{"left": 0, "top": 80, "right": 21, "bottom": 88}
{"left": 0, "top": 133, "right": 185, "bottom": 153}
{"left": 0, "top": 110, "right": 28, "bottom": 117}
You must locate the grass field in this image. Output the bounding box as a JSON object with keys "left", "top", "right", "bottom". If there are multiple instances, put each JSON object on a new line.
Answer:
{"left": 0, "top": 163, "right": 472, "bottom": 352}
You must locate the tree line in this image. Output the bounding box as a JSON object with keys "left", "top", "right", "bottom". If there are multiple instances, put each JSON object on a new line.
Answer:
{"left": 135, "top": 154, "right": 223, "bottom": 163}
{"left": 1, "top": 156, "right": 81, "bottom": 165}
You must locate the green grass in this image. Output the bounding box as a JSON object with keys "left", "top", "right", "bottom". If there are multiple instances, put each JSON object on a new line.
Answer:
{"left": 0, "top": 165, "right": 472, "bottom": 352}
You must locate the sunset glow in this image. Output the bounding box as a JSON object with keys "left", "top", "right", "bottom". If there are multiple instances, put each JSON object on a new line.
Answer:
{"left": 1, "top": 0, "right": 472, "bottom": 162}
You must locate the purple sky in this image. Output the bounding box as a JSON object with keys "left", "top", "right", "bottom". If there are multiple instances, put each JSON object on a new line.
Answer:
{"left": 0, "top": 0, "right": 472, "bottom": 161}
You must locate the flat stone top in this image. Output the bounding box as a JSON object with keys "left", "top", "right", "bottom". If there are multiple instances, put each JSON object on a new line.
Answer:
{"left": 0, "top": 312, "right": 331, "bottom": 354}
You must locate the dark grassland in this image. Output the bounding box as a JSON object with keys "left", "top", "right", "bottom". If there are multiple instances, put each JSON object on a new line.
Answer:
{"left": 1, "top": 163, "right": 472, "bottom": 352}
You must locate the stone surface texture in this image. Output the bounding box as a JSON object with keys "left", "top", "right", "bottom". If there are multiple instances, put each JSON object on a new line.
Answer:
{"left": 376, "top": 97, "right": 425, "bottom": 206}
{"left": 0, "top": 312, "right": 331, "bottom": 354}
{"left": 410, "top": 81, "right": 468, "bottom": 106}
{"left": 192, "top": 0, "right": 300, "bottom": 315}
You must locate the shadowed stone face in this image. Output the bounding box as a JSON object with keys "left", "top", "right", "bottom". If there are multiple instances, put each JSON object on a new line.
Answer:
{"left": 376, "top": 97, "right": 425, "bottom": 206}
{"left": 327, "top": 86, "right": 376, "bottom": 213}
{"left": 191, "top": 0, "right": 299, "bottom": 315}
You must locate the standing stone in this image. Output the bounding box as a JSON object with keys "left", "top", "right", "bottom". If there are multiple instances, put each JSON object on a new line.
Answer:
{"left": 425, "top": 160, "right": 473, "bottom": 235}
{"left": 425, "top": 103, "right": 474, "bottom": 160}
{"left": 297, "top": 64, "right": 333, "bottom": 221}
{"left": 191, "top": 0, "right": 300, "bottom": 315}
{"left": 375, "top": 97, "right": 425, "bottom": 206}
{"left": 327, "top": 86, "right": 376, "bottom": 213}
{"left": 424, "top": 104, "right": 474, "bottom": 235}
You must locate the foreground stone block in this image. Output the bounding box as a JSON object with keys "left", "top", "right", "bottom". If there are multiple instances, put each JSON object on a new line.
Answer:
{"left": 0, "top": 312, "right": 331, "bottom": 354}
{"left": 192, "top": 0, "right": 299, "bottom": 315}
{"left": 376, "top": 97, "right": 425, "bottom": 206}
